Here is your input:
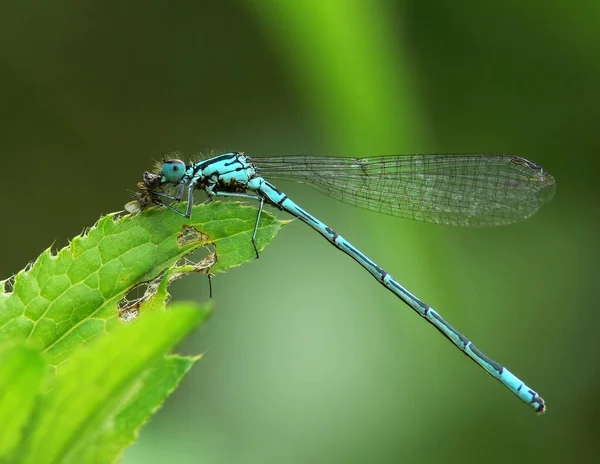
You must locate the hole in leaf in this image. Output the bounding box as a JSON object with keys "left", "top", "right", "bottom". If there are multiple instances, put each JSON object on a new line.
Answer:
{"left": 119, "top": 307, "right": 139, "bottom": 322}
{"left": 117, "top": 239, "right": 217, "bottom": 321}
{"left": 1, "top": 275, "right": 15, "bottom": 294}
{"left": 118, "top": 272, "right": 167, "bottom": 322}
{"left": 177, "top": 226, "right": 210, "bottom": 246}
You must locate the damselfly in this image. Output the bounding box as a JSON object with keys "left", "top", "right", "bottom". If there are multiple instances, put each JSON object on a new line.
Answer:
{"left": 131, "top": 152, "right": 555, "bottom": 413}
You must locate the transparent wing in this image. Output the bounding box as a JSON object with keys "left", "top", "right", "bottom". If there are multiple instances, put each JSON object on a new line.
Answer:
{"left": 254, "top": 154, "right": 556, "bottom": 227}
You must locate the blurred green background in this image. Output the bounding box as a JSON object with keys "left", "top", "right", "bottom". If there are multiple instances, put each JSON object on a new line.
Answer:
{"left": 1, "top": 1, "right": 598, "bottom": 463}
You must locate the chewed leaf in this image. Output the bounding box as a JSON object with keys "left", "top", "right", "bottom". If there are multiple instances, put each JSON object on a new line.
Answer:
{"left": 0, "top": 202, "right": 287, "bottom": 367}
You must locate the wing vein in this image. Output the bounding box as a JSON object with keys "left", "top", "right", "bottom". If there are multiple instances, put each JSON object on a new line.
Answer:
{"left": 254, "top": 154, "right": 556, "bottom": 227}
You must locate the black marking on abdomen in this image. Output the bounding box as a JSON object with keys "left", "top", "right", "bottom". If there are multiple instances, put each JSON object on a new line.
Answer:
{"left": 469, "top": 343, "right": 504, "bottom": 374}
{"left": 388, "top": 278, "right": 409, "bottom": 298}
{"left": 340, "top": 241, "right": 387, "bottom": 281}
{"left": 530, "top": 391, "right": 544, "bottom": 411}
{"left": 429, "top": 311, "right": 470, "bottom": 347}
{"left": 292, "top": 208, "right": 317, "bottom": 225}
{"left": 277, "top": 194, "right": 288, "bottom": 207}
{"left": 387, "top": 279, "right": 429, "bottom": 313}
{"left": 325, "top": 226, "right": 339, "bottom": 241}
{"left": 264, "top": 180, "right": 283, "bottom": 196}
{"left": 288, "top": 205, "right": 319, "bottom": 226}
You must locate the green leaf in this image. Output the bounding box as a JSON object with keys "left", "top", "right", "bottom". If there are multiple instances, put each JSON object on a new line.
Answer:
{"left": 0, "top": 202, "right": 287, "bottom": 366}
{"left": 74, "top": 352, "right": 200, "bottom": 464}
{"left": 20, "top": 303, "right": 208, "bottom": 464}
{"left": 0, "top": 341, "right": 46, "bottom": 460}
{"left": 0, "top": 201, "right": 286, "bottom": 461}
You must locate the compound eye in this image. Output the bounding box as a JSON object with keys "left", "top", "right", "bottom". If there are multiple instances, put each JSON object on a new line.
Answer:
{"left": 161, "top": 160, "right": 186, "bottom": 183}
